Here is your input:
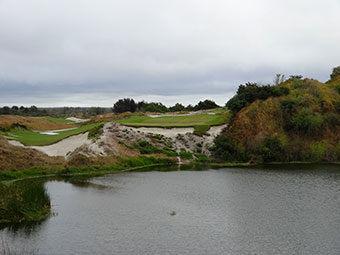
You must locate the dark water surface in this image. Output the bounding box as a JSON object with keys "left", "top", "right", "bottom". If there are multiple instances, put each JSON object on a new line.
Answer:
{"left": 1, "top": 165, "right": 340, "bottom": 254}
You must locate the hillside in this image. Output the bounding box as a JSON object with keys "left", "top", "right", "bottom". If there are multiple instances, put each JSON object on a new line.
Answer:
{"left": 0, "top": 135, "right": 64, "bottom": 171}
{"left": 213, "top": 75, "right": 340, "bottom": 163}
{"left": 0, "top": 115, "right": 76, "bottom": 131}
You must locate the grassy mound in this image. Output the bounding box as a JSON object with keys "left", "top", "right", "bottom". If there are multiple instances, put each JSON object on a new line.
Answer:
{"left": 0, "top": 115, "right": 76, "bottom": 130}
{"left": 0, "top": 135, "right": 64, "bottom": 171}
{"left": 212, "top": 76, "right": 340, "bottom": 163}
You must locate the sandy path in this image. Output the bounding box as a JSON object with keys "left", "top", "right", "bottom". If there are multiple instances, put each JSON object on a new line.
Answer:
{"left": 8, "top": 133, "right": 91, "bottom": 157}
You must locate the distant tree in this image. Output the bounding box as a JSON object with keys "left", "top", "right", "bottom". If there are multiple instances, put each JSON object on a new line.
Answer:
{"left": 142, "top": 102, "right": 168, "bottom": 113}
{"left": 194, "top": 100, "right": 219, "bottom": 111}
{"left": 273, "top": 74, "right": 286, "bottom": 86}
{"left": 185, "top": 104, "right": 194, "bottom": 111}
{"left": 88, "top": 107, "right": 105, "bottom": 116}
{"left": 169, "top": 103, "right": 185, "bottom": 112}
{"left": 113, "top": 98, "right": 137, "bottom": 113}
{"left": 2, "top": 106, "right": 10, "bottom": 114}
{"left": 11, "top": 106, "right": 19, "bottom": 111}
{"left": 136, "top": 101, "right": 148, "bottom": 112}
{"left": 226, "top": 82, "right": 289, "bottom": 114}
{"left": 330, "top": 66, "right": 340, "bottom": 80}
{"left": 289, "top": 75, "right": 303, "bottom": 80}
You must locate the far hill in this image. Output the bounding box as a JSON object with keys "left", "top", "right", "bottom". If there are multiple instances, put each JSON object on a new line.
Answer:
{"left": 211, "top": 74, "right": 340, "bottom": 163}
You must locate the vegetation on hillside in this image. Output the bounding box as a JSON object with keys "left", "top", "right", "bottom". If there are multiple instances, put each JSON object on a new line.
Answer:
{"left": 212, "top": 67, "right": 340, "bottom": 163}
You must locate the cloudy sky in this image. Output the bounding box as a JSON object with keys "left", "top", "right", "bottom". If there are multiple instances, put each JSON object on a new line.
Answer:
{"left": 0, "top": 0, "right": 340, "bottom": 107}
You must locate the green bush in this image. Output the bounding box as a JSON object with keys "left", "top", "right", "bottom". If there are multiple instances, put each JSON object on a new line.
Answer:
{"left": 330, "top": 66, "right": 340, "bottom": 80}
{"left": 258, "top": 136, "right": 285, "bottom": 162}
{"left": 88, "top": 124, "right": 104, "bottom": 140}
{"left": 309, "top": 140, "right": 327, "bottom": 161}
{"left": 135, "top": 140, "right": 162, "bottom": 154}
{"left": 210, "top": 135, "right": 248, "bottom": 162}
{"left": 289, "top": 109, "right": 324, "bottom": 136}
{"left": 193, "top": 125, "right": 210, "bottom": 136}
{"left": 324, "top": 112, "right": 340, "bottom": 128}
{"left": 179, "top": 150, "right": 193, "bottom": 159}
{"left": 226, "top": 82, "right": 290, "bottom": 114}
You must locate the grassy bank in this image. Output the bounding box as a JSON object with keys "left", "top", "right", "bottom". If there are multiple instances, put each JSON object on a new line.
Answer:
{"left": 0, "top": 156, "right": 175, "bottom": 224}
{"left": 3, "top": 122, "right": 103, "bottom": 146}
{"left": 115, "top": 113, "right": 229, "bottom": 127}
{"left": 0, "top": 180, "right": 50, "bottom": 224}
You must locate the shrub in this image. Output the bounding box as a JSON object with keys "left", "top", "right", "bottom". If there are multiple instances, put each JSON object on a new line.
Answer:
{"left": 309, "top": 140, "right": 327, "bottom": 161}
{"left": 194, "top": 100, "right": 219, "bottom": 110}
{"left": 324, "top": 112, "right": 340, "bottom": 128}
{"left": 135, "top": 140, "right": 161, "bottom": 154}
{"left": 210, "top": 135, "right": 248, "bottom": 162}
{"left": 88, "top": 124, "right": 104, "bottom": 140}
{"left": 280, "top": 97, "right": 302, "bottom": 115}
{"left": 289, "top": 109, "right": 324, "bottom": 136}
{"left": 258, "top": 136, "right": 285, "bottom": 162}
{"left": 226, "top": 82, "right": 290, "bottom": 114}
{"left": 193, "top": 125, "right": 210, "bottom": 136}
{"left": 113, "top": 98, "right": 137, "bottom": 113}
{"left": 330, "top": 66, "right": 340, "bottom": 80}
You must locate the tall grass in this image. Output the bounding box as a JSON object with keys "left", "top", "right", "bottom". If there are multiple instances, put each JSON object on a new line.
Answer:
{"left": 0, "top": 181, "right": 50, "bottom": 224}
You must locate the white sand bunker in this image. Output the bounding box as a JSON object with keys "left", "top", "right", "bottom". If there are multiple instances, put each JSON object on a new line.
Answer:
{"left": 9, "top": 133, "right": 91, "bottom": 157}
{"left": 66, "top": 117, "right": 89, "bottom": 123}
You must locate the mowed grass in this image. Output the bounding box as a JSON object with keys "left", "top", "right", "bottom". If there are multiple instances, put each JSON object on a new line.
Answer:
{"left": 4, "top": 122, "right": 103, "bottom": 146}
{"left": 40, "top": 116, "right": 74, "bottom": 123}
{"left": 116, "top": 113, "right": 229, "bottom": 127}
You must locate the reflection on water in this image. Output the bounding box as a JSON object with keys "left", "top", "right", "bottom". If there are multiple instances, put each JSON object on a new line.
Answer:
{"left": 1, "top": 165, "right": 340, "bottom": 255}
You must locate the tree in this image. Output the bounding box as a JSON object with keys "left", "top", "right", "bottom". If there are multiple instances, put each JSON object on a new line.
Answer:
{"left": 194, "top": 100, "right": 219, "bottom": 110}
{"left": 330, "top": 66, "right": 340, "bottom": 80}
{"left": 289, "top": 75, "right": 303, "bottom": 80}
{"left": 113, "top": 98, "right": 137, "bottom": 113}
{"left": 169, "top": 103, "right": 185, "bottom": 112}
{"left": 273, "top": 74, "right": 286, "bottom": 86}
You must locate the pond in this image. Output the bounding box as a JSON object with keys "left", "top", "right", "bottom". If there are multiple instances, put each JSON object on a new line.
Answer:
{"left": 1, "top": 165, "right": 340, "bottom": 254}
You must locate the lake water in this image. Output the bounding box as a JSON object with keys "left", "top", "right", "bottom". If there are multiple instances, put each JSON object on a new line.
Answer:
{"left": 1, "top": 165, "right": 340, "bottom": 255}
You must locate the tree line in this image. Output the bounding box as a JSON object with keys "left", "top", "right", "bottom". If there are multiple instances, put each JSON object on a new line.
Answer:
{"left": 112, "top": 99, "right": 219, "bottom": 114}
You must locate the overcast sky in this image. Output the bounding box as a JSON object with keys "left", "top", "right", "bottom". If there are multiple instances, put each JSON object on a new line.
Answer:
{"left": 1, "top": 0, "right": 340, "bottom": 107}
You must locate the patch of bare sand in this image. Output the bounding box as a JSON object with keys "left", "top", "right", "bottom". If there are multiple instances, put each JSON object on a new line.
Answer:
{"left": 8, "top": 133, "right": 95, "bottom": 157}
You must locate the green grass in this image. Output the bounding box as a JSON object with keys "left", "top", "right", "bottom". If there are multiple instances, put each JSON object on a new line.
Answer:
{"left": 0, "top": 180, "right": 51, "bottom": 224}
{"left": 116, "top": 113, "right": 229, "bottom": 127}
{"left": 40, "top": 116, "right": 74, "bottom": 123}
{"left": 193, "top": 125, "right": 210, "bottom": 136}
{"left": 5, "top": 122, "right": 103, "bottom": 146}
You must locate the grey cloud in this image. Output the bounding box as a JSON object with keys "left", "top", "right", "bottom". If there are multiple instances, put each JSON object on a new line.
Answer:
{"left": 0, "top": 0, "right": 339, "bottom": 106}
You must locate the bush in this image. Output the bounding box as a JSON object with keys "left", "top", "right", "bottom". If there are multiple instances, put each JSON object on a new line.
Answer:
{"left": 226, "top": 82, "right": 290, "bottom": 114}
{"left": 88, "top": 124, "right": 104, "bottom": 140}
{"left": 289, "top": 109, "right": 324, "bottom": 136}
{"left": 324, "top": 112, "right": 340, "bottom": 128}
{"left": 330, "top": 66, "right": 340, "bottom": 80}
{"left": 113, "top": 98, "right": 137, "bottom": 113}
{"left": 258, "top": 136, "right": 285, "bottom": 162}
{"left": 309, "top": 140, "right": 327, "bottom": 161}
{"left": 193, "top": 125, "right": 210, "bottom": 136}
{"left": 135, "top": 140, "right": 161, "bottom": 154}
{"left": 210, "top": 135, "right": 248, "bottom": 162}
{"left": 194, "top": 100, "right": 219, "bottom": 110}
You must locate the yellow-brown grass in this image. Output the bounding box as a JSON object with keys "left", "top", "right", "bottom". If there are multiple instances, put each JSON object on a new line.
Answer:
{"left": 0, "top": 135, "right": 64, "bottom": 171}
{"left": 225, "top": 78, "right": 340, "bottom": 153}
{"left": 0, "top": 115, "right": 76, "bottom": 130}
